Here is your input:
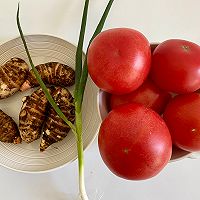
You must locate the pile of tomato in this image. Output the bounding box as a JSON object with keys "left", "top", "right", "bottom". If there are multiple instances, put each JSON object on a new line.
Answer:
{"left": 87, "top": 28, "right": 200, "bottom": 180}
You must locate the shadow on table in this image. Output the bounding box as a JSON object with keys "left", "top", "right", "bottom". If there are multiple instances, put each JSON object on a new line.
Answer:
{"left": 39, "top": 192, "right": 75, "bottom": 200}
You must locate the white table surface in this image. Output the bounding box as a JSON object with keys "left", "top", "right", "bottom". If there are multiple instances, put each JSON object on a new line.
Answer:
{"left": 1, "top": 0, "right": 200, "bottom": 199}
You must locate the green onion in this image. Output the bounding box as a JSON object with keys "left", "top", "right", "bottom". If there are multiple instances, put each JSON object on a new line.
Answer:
{"left": 16, "top": 4, "right": 76, "bottom": 133}
{"left": 74, "top": 0, "right": 89, "bottom": 102}
{"left": 17, "top": 1, "right": 114, "bottom": 199}
{"left": 75, "top": 2, "right": 114, "bottom": 198}
{"left": 77, "top": 0, "right": 114, "bottom": 109}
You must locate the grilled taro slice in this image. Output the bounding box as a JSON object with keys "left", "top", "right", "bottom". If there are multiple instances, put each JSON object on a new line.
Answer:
{"left": 0, "top": 109, "right": 21, "bottom": 144}
{"left": 20, "top": 62, "right": 75, "bottom": 91}
{"left": 19, "top": 87, "right": 50, "bottom": 143}
{"left": 40, "top": 87, "right": 75, "bottom": 152}
{"left": 0, "top": 57, "right": 29, "bottom": 99}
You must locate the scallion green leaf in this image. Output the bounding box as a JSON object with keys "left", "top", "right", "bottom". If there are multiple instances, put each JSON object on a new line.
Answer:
{"left": 74, "top": 0, "right": 90, "bottom": 101}
{"left": 77, "top": 0, "right": 114, "bottom": 109}
{"left": 16, "top": 3, "right": 76, "bottom": 132}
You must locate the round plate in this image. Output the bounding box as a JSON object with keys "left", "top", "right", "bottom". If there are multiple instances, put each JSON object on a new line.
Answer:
{"left": 0, "top": 35, "right": 101, "bottom": 173}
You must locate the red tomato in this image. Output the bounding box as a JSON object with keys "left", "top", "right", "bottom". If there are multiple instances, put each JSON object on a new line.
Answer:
{"left": 163, "top": 93, "right": 200, "bottom": 152}
{"left": 151, "top": 39, "right": 200, "bottom": 94}
{"left": 110, "top": 79, "right": 172, "bottom": 114}
{"left": 98, "top": 103, "right": 172, "bottom": 180}
{"left": 87, "top": 28, "right": 151, "bottom": 94}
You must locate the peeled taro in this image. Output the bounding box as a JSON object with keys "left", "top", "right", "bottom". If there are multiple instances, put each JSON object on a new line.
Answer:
{"left": 0, "top": 57, "right": 28, "bottom": 99}
{"left": 0, "top": 109, "right": 21, "bottom": 144}
{"left": 40, "top": 87, "right": 75, "bottom": 152}
{"left": 20, "top": 62, "right": 75, "bottom": 91}
{"left": 19, "top": 87, "right": 50, "bottom": 143}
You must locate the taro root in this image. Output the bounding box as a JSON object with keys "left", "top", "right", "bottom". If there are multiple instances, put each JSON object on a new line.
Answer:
{"left": 0, "top": 57, "right": 29, "bottom": 99}
{"left": 40, "top": 87, "right": 75, "bottom": 152}
{"left": 0, "top": 109, "right": 21, "bottom": 144}
{"left": 19, "top": 87, "right": 50, "bottom": 143}
{"left": 20, "top": 62, "right": 75, "bottom": 91}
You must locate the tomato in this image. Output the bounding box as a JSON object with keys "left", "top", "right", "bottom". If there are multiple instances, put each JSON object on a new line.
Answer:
{"left": 98, "top": 103, "right": 172, "bottom": 180}
{"left": 87, "top": 28, "right": 151, "bottom": 94}
{"left": 151, "top": 39, "right": 200, "bottom": 94}
{"left": 110, "top": 79, "right": 172, "bottom": 114}
{"left": 163, "top": 93, "right": 200, "bottom": 152}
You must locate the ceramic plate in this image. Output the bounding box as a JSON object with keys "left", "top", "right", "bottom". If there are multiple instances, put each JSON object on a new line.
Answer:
{"left": 0, "top": 35, "right": 101, "bottom": 173}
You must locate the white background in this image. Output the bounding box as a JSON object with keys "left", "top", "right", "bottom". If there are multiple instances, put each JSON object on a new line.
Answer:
{"left": 1, "top": 0, "right": 200, "bottom": 199}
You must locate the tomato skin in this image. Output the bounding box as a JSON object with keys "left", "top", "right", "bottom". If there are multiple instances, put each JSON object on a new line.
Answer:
{"left": 151, "top": 39, "right": 200, "bottom": 94}
{"left": 163, "top": 93, "right": 200, "bottom": 152}
{"left": 98, "top": 103, "right": 172, "bottom": 180}
{"left": 87, "top": 28, "right": 151, "bottom": 94}
{"left": 110, "top": 79, "right": 172, "bottom": 114}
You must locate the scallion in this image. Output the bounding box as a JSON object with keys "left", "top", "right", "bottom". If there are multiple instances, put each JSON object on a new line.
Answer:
{"left": 16, "top": 1, "right": 114, "bottom": 199}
